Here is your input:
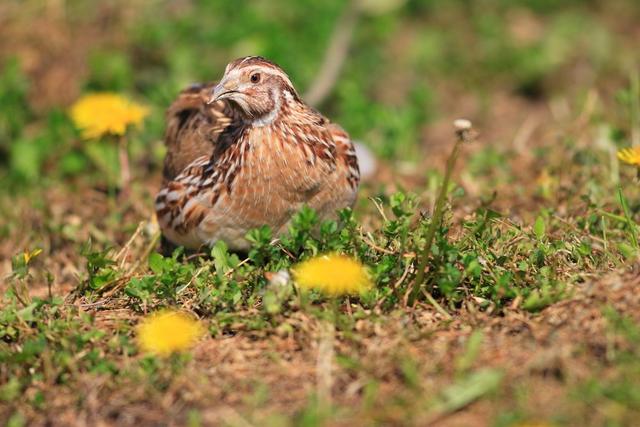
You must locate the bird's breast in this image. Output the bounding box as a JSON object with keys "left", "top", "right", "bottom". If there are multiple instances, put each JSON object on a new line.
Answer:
{"left": 239, "top": 125, "right": 333, "bottom": 202}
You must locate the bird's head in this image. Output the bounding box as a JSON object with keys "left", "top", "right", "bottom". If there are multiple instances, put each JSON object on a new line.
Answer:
{"left": 209, "top": 56, "right": 300, "bottom": 124}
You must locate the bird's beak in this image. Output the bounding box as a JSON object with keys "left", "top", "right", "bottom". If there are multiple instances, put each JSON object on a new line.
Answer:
{"left": 207, "top": 82, "right": 235, "bottom": 104}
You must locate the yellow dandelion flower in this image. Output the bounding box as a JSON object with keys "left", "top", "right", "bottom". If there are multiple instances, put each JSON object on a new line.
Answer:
{"left": 70, "top": 93, "right": 149, "bottom": 139}
{"left": 137, "top": 310, "right": 204, "bottom": 356}
{"left": 291, "top": 253, "right": 372, "bottom": 296}
{"left": 617, "top": 146, "right": 640, "bottom": 166}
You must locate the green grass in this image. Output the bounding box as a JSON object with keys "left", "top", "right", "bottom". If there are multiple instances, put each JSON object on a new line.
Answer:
{"left": 2, "top": 0, "right": 640, "bottom": 425}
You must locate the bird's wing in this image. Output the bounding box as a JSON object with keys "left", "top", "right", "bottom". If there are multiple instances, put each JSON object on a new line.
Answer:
{"left": 326, "top": 122, "right": 360, "bottom": 191}
{"left": 156, "top": 154, "right": 219, "bottom": 235}
{"left": 157, "top": 106, "right": 249, "bottom": 238}
{"left": 162, "top": 82, "right": 238, "bottom": 181}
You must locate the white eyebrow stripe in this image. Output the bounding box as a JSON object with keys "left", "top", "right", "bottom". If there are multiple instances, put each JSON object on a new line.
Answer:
{"left": 253, "top": 66, "right": 294, "bottom": 87}
{"left": 224, "top": 59, "right": 297, "bottom": 94}
{"left": 229, "top": 64, "right": 294, "bottom": 88}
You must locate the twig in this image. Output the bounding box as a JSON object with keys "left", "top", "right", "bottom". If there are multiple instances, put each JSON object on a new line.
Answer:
{"left": 223, "top": 257, "right": 251, "bottom": 278}
{"left": 304, "top": 2, "right": 360, "bottom": 106}
{"left": 115, "top": 220, "right": 145, "bottom": 267}
{"left": 128, "top": 230, "right": 162, "bottom": 274}
{"left": 375, "top": 257, "right": 413, "bottom": 310}
{"left": 99, "top": 230, "right": 162, "bottom": 300}
{"left": 421, "top": 290, "right": 452, "bottom": 319}
{"left": 369, "top": 197, "right": 389, "bottom": 222}
{"left": 362, "top": 235, "right": 396, "bottom": 255}
{"left": 79, "top": 299, "right": 110, "bottom": 309}
{"left": 178, "top": 266, "right": 208, "bottom": 295}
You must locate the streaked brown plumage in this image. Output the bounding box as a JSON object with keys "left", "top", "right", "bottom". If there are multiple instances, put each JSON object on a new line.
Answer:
{"left": 155, "top": 56, "right": 359, "bottom": 250}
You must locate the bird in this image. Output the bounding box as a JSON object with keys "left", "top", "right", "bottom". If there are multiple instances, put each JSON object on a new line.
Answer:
{"left": 155, "top": 56, "right": 360, "bottom": 251}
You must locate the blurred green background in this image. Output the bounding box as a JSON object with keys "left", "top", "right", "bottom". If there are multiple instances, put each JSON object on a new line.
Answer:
{"left": 0, "top": 0, "right": 639, "bottom": 187}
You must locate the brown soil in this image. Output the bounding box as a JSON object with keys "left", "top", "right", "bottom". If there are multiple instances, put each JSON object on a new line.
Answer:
{"left": 9, "top": 267, "right": 635, "bottom": 426}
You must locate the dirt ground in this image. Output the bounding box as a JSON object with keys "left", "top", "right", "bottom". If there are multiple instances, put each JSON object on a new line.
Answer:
{"left": 11, "top": 267, "right": 633, "bottom": 426}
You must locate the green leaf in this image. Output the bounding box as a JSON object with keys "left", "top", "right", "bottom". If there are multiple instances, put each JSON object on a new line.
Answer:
{"left": 430, "top": 368, "right": 504, "bottom": 414}
{"left": 455, "top": 330, "right": 484, "bottom": 374}
{"left": 533, "top": 216, "right": 546, "bottom": 240}
{"left": 148, "top": 252, "right": 165, "bottom": 274}
{"left": 618, "top": 242, "right": 638, "bottom": 260}
{"left": 10, "top": 138, "right": 40, "bottom": 181}
{"left": 125, "top": 277, "right": 153, "bottom": 302}
{"left": 17, "top": 303, "right": 38, "bottom": 322}
{"left": 211, "top": 240, "right": 239, "bottom": 275}
{"left": 60, "top": 151, "right": 88, "bottom": 175}
{"left": 0, "top": 378, "right": 21, "bottom": 402}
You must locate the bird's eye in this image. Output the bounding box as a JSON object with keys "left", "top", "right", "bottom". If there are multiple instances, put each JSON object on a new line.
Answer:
{"left": 250, "top": 73, "right": 261, "bottom": 83}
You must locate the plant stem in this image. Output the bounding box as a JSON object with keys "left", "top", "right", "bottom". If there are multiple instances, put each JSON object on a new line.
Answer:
{"left": 631, "top": 71, "right": 640, "bottom": 148}
{"left": 617, "top": 186, "right": 639, "bottom": 249}
{"left": 409, "top": 122, "right": 473, "bottom": 305}
{"left": 317, "top": 312, "right": 335, "bottom": 411}
{"left": 118, "top": 134, "right": 131, "bottom": 201}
